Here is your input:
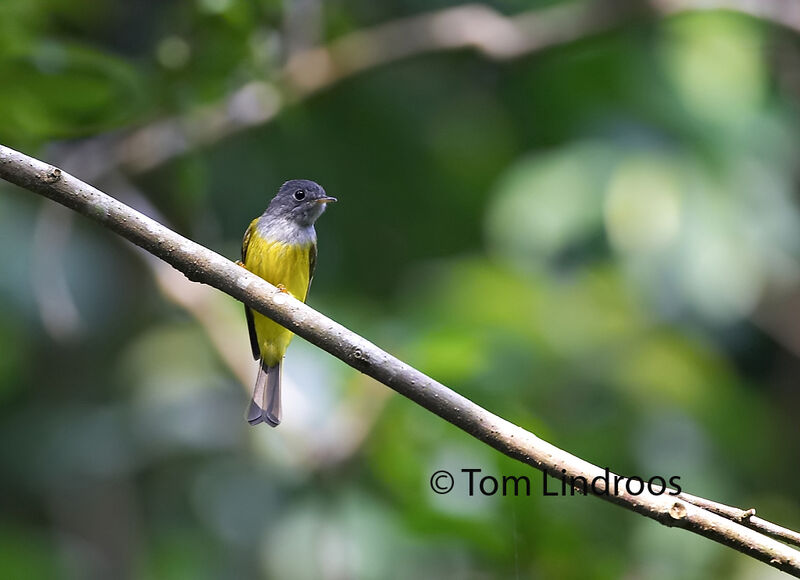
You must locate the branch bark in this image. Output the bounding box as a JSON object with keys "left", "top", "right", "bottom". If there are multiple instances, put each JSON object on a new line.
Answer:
{"left": 3, "top": 145, "right": 800, "bottom": 574}
{"left": 678, "top": 491, "right": 800, "bottom": 548}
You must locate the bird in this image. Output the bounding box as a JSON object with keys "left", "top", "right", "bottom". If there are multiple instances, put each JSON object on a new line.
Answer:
{"left": 239, "top": 179, "right": 336, "bottom": 426}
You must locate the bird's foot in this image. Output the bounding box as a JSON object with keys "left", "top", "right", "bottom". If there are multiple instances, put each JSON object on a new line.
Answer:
{"left": 276, "top": 284, "right": 289, "bottom": 294}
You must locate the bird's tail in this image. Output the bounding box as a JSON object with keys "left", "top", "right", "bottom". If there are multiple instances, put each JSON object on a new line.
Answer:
{"left": 247, "top": 360, "right": 281, "bottom": 427}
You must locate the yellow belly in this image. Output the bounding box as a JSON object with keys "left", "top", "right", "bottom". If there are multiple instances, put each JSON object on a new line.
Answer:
{"left": 244, "top": 233, "right": 312, "bottom": 366}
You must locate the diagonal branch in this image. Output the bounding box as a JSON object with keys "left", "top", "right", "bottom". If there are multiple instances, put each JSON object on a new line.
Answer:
{"left": 61, "top": 0, "right": 800, "bottom": 180}
{"left": 2, "top": 143, "right": 800, "bottom": 575}
{"left": 679, "top": 491, "right": 800, "bottom": 548}
{"left": 67, "top": 0, "right": 638, "bottom": 178}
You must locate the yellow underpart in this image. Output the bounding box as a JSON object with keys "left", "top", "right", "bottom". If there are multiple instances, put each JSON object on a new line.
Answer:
{"left": 244, "top": 232, "right": 312, "bottom": 366}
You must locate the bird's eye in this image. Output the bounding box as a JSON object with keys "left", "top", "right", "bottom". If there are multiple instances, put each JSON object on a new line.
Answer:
{"left": 293, "top": 189, "right": 306, "bottom": 201}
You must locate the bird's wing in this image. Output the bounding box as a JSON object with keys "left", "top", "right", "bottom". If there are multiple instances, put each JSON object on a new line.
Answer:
{"left": 306, "top": 241, "right": 317, "bottom": 301}
{"left": 242, "top": 218, "right": 261, "bottom": 360}
{"left": 241, "top": 217, "right": 258, "bottom": 260}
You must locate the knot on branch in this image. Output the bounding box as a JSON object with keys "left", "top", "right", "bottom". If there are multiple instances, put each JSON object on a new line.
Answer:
{"left": 38, "top": 167, "right": 62, "bottom": 184}
{"left": 350, "top": 347, "right": 371, "bottom": 366}
{"left": 669, "top": 502, "right": 687, "bottom": 521}
{"left": 739, "top": 508, "right": 757, "bottom": 523}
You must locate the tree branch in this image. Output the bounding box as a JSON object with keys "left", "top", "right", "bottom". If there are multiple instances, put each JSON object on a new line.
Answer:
{"left": 678, "top": 491, "right": 800, "bottom": 548}
{"left": 57, "top": 0, "right": 800, "bottom": 180}
{"left": 652, "top": 0, "right": 800, "bottom": 31}
{"left": 63, "top": 0, "right": 636, "bottom": 178}
{"left": 2, "top": 143, "right": 800, "bottom": 575}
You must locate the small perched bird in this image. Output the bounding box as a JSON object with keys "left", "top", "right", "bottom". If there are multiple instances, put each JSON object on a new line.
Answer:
{"left": 240, "top": 179, "right": 336, "bottom": 426}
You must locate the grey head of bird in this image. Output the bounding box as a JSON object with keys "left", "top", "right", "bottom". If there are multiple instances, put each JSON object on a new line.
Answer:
{"left": 266, "top": 179, "right": 337, "bottom": 227}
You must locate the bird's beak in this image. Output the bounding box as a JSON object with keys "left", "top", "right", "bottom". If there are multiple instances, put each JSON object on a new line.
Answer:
{"left": 317, "top": 196, "right": 338, "bottom": 204}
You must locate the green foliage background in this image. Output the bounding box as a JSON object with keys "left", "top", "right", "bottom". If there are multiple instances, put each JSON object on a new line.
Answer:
{"left": 0, "top": 1, "right": 799, "bottom": 578}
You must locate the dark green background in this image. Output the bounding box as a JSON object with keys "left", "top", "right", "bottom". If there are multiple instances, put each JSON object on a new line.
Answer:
{"left": 0, "top": 1, "right": 798, "bottom": 578}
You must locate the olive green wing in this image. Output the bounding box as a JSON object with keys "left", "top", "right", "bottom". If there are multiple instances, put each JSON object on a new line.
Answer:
{"left": 306, "top": 241, "right": 317, "bottom": 301}
{"left": 241, "top": 218, "right": 261, "bottom": 360}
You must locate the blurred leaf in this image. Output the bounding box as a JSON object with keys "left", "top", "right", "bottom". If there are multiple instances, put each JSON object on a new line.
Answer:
{"left": 486, "top": 141, "right": 615, "bottom": 265}
{"left": 660, "top": 13, "right": 766, "bottom": 127}
{"left": 0, "top": 41, "right": 145, "bottom": 146}
{"left": 0, "top": 527, "right": 58, "bottom": 580}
